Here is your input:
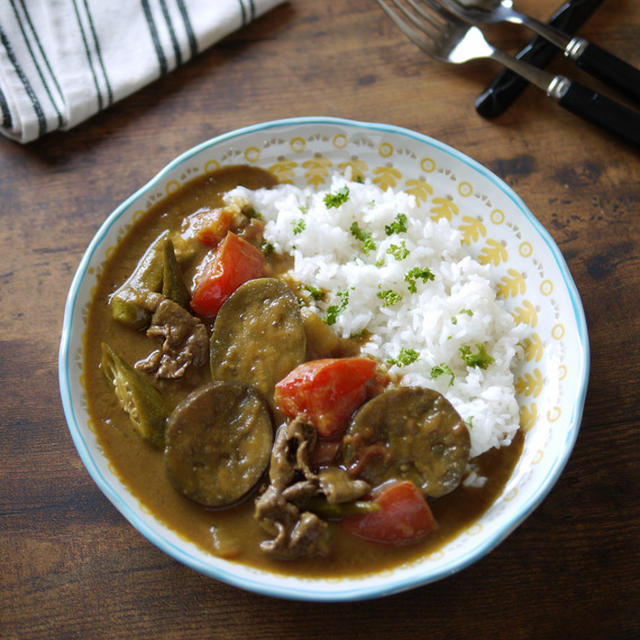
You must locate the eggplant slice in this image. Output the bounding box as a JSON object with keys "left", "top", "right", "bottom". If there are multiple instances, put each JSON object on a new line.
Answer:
{"left": 209, "top": 277, "right": 306, "bottom": 408}
{"left": 343, "top": 387, "right": 470, "bottom": 499}
{"left": 164, "top": 381, "right": 273, "bottom": 508}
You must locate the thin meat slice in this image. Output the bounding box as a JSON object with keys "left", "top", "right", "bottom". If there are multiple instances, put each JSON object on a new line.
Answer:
{"left": 136, "top": 296, "right": 208, "bottom": 379}
{"left": 254, "top": 416, "right": 370, "bottom": 559}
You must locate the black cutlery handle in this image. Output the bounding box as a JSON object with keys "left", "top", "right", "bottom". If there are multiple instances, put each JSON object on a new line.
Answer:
{"left": 476, "top": 0, "right": 604, "bottom": 119}
{"left": 573, "top": 42, "right": 640, "bottom": 104}
{"left": 558, "top": 80, "right": 640, "bottom": 146}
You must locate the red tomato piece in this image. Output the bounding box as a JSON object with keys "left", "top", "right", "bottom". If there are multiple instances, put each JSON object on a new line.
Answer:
{"left": 342, "top": 480, "right": 437, "bottom": 545}
{"left": 274, "top": 358, "right": 377, "bottom": 439}
{"left": 190, "top": 231, "right": 264, "bottom": 317}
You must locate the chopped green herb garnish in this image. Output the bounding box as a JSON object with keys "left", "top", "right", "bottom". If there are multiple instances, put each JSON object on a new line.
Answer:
{"left": 464, "top": 417, "right": 474, "bottom": 430}
{"left": 303, "top": 284, "right": 325, "bottom": 301}
{"left": 375, "top": 258, "right": 385, "bottom": 267}
{"left": 386, "top": 241, "right": 409, "bottom": 261}
{"left": 292, "top": 218, "right": 306, "bottom": 235}
{"left": 354, "top": 175, "right": 365, "bottom": 184}
{"left": 246, "top": 207, "right": 262, "bottom": 219}
{"left": 387, "top": 347, "right": 420, "bottom": 367}
{"left": 377, "top": 289, "right": 402, "bottom": 307}
{"left": 405, "top": 266, "right": 435, "bottom": 293}
{"left": 385, "top": 213, "right": 408, "bottom": 235}
{"left": 299, "top": 205, "right": 308, "bottom": 215}
{"left": 460, "top": 344, "right": 495, "bottom": 369}
{"left": 431, "top": 363, "right": 455, "bottom": 386}
{"left": 324, "top": 185, "right": 350, "bottom": 208}
{"left": 324, "top": 290, "right": 350, "bottom": 325}
{"left": 261, "top": 241, "right": 275, "bottom": 256}
{"left": 452, "top": 309, "right": 473, "bottom": 324}
{"left": 324, "top": 306, "right": 341, "bottom": 326}
{"left": 350, "top": 222, "right": 376, "bottom": 255}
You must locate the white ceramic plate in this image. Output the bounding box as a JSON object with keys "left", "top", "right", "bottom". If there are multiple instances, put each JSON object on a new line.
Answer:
{"left": 59, "top": 117, "right": 589, "bottom": 601}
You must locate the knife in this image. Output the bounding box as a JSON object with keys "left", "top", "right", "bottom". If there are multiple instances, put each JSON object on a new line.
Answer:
{"left": 475, "top": 0, "right": 606, "bottom": 119}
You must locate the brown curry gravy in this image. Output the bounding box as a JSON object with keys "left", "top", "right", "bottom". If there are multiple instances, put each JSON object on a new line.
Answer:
{"left": 84, "top": 166, "right": 523, "bottom": 578}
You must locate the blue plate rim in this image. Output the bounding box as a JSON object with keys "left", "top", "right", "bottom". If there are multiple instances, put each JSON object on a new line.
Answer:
{"left": 58, "top": 116, "right": 590, "bottom": 601}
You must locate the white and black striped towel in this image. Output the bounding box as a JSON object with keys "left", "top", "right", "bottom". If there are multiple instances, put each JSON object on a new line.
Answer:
{"left": 0, "top": 0, "right": 284, "bottom": 143}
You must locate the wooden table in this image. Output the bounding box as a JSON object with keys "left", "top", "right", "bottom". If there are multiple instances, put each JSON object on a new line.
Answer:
{"left": 2, "top": 1, "right": 638, "bottom": 638}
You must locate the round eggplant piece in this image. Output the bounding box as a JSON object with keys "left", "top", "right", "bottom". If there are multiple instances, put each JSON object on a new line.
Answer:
{"left": 164, "top": 381, "right": 273, "bottom": 508}
{"left": 209, "top": 277, "right": 306, "bottom": 406}
{"left": 343, "top": 387, "right": 470, "bottom": 499}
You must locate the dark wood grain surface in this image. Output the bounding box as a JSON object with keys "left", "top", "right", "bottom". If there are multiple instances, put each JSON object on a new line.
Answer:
{"left": 1, "top": 1, "right": 638, "bottom": 638}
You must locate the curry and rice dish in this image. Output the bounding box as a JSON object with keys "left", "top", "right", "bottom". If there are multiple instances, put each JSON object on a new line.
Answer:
{"left": 84, "top": 165, "right": 525, "bottom": 576}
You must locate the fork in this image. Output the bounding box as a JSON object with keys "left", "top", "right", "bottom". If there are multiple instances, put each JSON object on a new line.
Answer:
{"left": 434, "top": 0, "right": 640, "bottom": 103}
{"left": 375, "top": 0, "right": 640, "bottom": 146}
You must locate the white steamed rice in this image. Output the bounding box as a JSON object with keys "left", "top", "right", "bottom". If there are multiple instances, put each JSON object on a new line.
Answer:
{"left": 225, "top": 174, "right": 525, "bottom": 459}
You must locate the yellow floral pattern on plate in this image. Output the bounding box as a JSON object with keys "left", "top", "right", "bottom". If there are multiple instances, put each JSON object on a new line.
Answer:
{"left": 64, "top": 120, "right": 587, "bottom": 582}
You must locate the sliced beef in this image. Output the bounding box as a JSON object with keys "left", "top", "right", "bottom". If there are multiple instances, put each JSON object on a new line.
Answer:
{"left": 254, "top": 485, "right": 329, "bottom": 559}
{"left": 281, "top": 479, "right": 318, "bottom": 506}
{"left": 254, "top": 416, "right": 369, "bottom": 559}
{"left": 254, "top": 417, "right": 327, "bottom": 559}
{"left": 269, "top": 416, "right": 317, "bottom": 491}
{"left": 136, "top": 297, "right": 208, "bottom": 379}
{"left": 317, "top": 467, "right": 370, "bottom": 504}
{"left": 287, "top": 512, "right": 330, "bottom": 558}
{"left": 253, "top": 485, "right": 295, "bottom": 552}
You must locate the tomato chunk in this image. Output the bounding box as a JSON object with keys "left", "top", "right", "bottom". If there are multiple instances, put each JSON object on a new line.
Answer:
{"left": 274, "top": 358, "right": 377, "bottom": 438}
{"left": 342, "top": 480, "right": 437, "bottom": 545}
{"left": 190, "top": 231, "right": 264, "bottom": 317}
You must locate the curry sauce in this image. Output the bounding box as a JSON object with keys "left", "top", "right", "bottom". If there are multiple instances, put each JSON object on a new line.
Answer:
{"left": 83, "top": 166, "right": 523, "bottom": 577}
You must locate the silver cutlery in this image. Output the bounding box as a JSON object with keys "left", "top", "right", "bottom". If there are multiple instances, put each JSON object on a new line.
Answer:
{"left": 434, "top": 0, "right": 640, "bottom": 103}
{"left": 475, "top": 0, "right": 606, "bottom": 118}
{"left": 375, "top": 0, "right": 640, "bottom": 146}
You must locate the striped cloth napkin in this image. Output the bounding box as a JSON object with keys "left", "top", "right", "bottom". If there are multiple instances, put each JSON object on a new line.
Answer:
{"left": 0, "top": 0, "right": 284, "bottom": 143}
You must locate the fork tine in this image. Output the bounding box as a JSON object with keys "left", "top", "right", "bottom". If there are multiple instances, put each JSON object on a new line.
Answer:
{"left": 398, "top": 0, "right": 447, "bottom": 34}
{"left": 406, "top": 0, "right": 448, "bottom": 31}
{"left": 375, "top": 0, "right": 438, "bottom": 53}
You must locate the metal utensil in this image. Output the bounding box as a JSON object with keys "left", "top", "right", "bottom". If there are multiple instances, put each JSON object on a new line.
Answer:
{"left": 476, "top": 0, "right": 606, "bottom": 118}
{"left": 435, "top": 0, "right": 640, "bottom": 103}
{"left": 374, "top": 0, "right": 640, "bottom": 146}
